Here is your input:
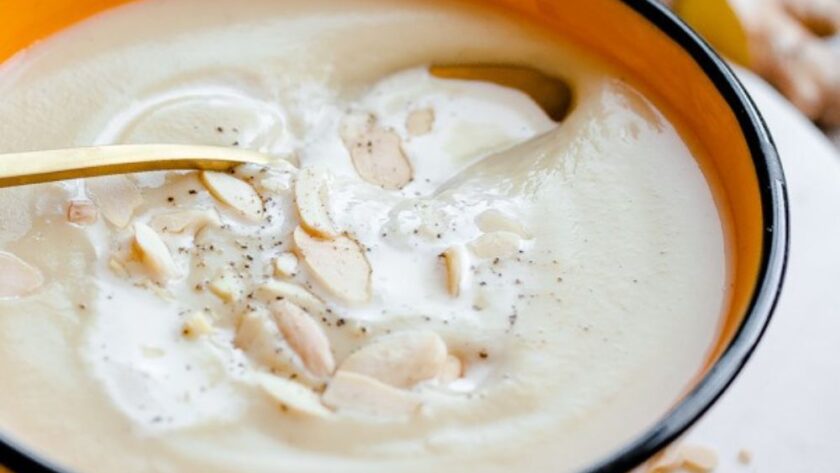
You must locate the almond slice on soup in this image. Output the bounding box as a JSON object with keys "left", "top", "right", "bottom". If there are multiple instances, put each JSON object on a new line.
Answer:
{"left": 322, "top": 371, "right": 421, "bottom": 418}
{"left": 294, "top": 167, "right": 338, "bottom": 239}
{"left": 339, "top": 330, "right": 448, "bottom": 388}
{"left": 132, "top": 223, "right": 179, "bottom": 284}
{"left": 341, "top": 113, "right": 413, "bottom": 189}
{"left": 292, "top": 226, "right": 371, "bottom": 304}
{"left": 270, "top": 300, "right": 335, "bottom": 378}
{"left": 200, "top": 171, "right": 264, "bottom": 221}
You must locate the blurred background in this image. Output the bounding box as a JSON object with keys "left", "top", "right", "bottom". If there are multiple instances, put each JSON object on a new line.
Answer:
{"left": 650, "top": 1, "right": 838, "bottom": 472}
{"left": 667, "top": 0, "right": 839, "bottom": 145}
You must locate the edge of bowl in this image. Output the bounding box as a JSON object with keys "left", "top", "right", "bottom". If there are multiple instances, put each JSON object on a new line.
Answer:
{"left": 582, "top": 1, "right": 789, "bottom": 472}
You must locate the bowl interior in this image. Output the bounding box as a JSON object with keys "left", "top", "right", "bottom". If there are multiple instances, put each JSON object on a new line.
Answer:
{"left": 0, "top": 0, "right": 766, "bottom": 365}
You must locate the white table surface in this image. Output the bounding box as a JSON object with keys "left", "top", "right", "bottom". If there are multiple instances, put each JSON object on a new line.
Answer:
{"left": 682, "top": 71, "right": 840, "bottom": 472}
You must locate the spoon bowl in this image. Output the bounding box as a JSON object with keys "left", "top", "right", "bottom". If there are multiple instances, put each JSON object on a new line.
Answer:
{"left": 430, "top": 64, "right": 573, "bottom": 121}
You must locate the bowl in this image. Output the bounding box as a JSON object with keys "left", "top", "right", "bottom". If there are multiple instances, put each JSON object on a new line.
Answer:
{"left": 0, "top": 0, "right": 788, "bottom": 472}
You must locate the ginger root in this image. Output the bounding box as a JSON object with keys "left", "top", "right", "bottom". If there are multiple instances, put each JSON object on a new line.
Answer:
{"left": 730, "top": 0, "right": 839, "bottom": 126}
{"left": 674, "top": 0, "right": 840, "bottom": 126}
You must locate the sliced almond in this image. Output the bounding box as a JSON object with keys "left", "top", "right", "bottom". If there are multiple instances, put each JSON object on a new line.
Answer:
{"left": 255, "top": 280, "right": 326, "bottom": 314}
{"left": 438, "top": 355, "right": 463, "bottom": 384}
{"left": 441, "top": 246, "right": 466, "bottom": 297}
{"left": 200, "top": 171, "right": 264, "bottom": 221}
{"left": 680, "top": 445, "right": 718, "bottom": 471}
{"left": 475, "top": 209, "right": 529, "bottom": 238}
{"left": 208, "top": 270, "right": 244, "bottom": 303}
{"left": 236, "top": 309, "right": 292, "bottom": 372}
{"left": 132, "top": 223, "right": 178, "bottom": 283}
{"left": 737, "top": 448, "right": 753, "bottom": 465}
{"left": 236, "top": 309, "right": 318, "bottom": 386}
{"left": 150, "top": 209, "right": 221, "bottom": 235}
{"left": 273, "top": 252, "right": 299, "bottom": 279}
{"left": 86, "top": 175, "right": 143, "bottom": 228}
{"left": 648, "top": 444, "right": 718, "bottom": 473}
{"left": 339, "top": 330, "right": 447, "bottom": 388}
{"left": 254, "top": 372, "right": 330, "bottom": 417}
{"left": 66, "top": 200, "right": 98, "bottom": 226}
{"left": 293, "top": 227, "right": 371, "bottom": 304}
{"left": 468, "top": 231, "right": 521, "bottom": 259}
{"left": 647, "top": 448, "right": 683, "bottom": 473}
{"left": 0, "top": 252, "right": 44, "bottom": 298}
{"left": 181, "top": 311, "right": 213, "bottom": 339}
{"left": 294, "top": 168, "right": 338, "bottom": 238}
{"left": 343, "top": 126, "right": 413, "bottom": 190}
{"left": 406, "top": 108, "right": 435, "bottom": 136}
{"left": 270, "top": 300, "right": 335, "bottom": 378}
{"left": 322, "top": 371, "right": 421, "bottom": 418}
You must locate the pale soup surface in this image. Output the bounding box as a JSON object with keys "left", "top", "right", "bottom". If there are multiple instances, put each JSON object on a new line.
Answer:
{"left": 0, "top": 1, "right": 727, "bottom": 472}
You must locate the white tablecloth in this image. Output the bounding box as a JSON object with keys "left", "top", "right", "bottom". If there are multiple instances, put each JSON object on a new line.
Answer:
{"left": 683, "top": 71, "right": 840, "bottom": 472}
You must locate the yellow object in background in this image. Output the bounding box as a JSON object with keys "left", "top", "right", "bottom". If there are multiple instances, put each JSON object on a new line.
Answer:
{"left": 674, "top": 0, "right": 751, "bottom": 66}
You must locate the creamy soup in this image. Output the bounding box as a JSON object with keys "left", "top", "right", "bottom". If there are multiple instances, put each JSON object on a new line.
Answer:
{"left": 0, "top": 0, "right": 728, "bottom": 472}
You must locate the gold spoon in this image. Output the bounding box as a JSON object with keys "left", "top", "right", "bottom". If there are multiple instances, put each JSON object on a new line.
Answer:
{"left": 0, "top": 65, "right": 572, "bottom": 188}
{"left": 0, "top": 144, "right": 271, "bottom": 188}
{"left": 429, "top": 64, "right": 573, "bottom": 122}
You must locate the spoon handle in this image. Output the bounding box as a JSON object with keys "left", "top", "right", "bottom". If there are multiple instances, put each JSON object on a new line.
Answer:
{"left": 0, "top": 144, "right": 271, "bottom": 188}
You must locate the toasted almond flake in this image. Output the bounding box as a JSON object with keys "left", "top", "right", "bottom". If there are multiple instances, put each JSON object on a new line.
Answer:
{"left": 200, "top": 171, "right": 264, "bottom": 221}
{"left": 441, "top": 246, "right": 466, "bottom": 297}
{"left": 0, "top": 252, "right": 44, "bottom": 298}
{"left": 132, "top": 223, "right": 178, "bottom": 283}
{"left": 647, "top": 444, "right": 718, "bottom": 473}
{"left": 273, "top": 252, "right": 299, "bottom": 279}
{"left": 254, "top": 372, "right": 330, "bottom": 417}
{"left": 322, "top": 371, "right": 421, "bottom": 418}
{"left": 270, "top": 300, "right": 335, "bottom": 378}
{"left": 475, "top": 209, "right": 529, "bottom": 238}
{"left": 343, "top": 126, "right": 413, "bottom": 190}
{"left": 181, "top": 311, "right": 213, "bottom": 340}
{"left": 87, "top": 175, "right": 143, "bottom": 228}
{"left": 150, "top": 209, "right": 221, "bottom": 235}
{"left": 294, "top": 168, "right": 338, "bottom": 238}
{"left": 208, "top": 270, "right": 243, "bottom": 303}
{"left": 406, "top": 108, "right": 435, "bottom": 136}
{"left": 439, "top": 355, "right": 463, "bottom": 384}
{"left": 293, "top": 227, "right": 371, "bottom": 304}
{"left": 340, "top": 330, "right": 448, "bottom": 388}
{"left": 680, "top": 445, "right": 718, "bottom": 471}
{"left": 647, "top": 447, "right": 683, "bottom": 473}
{"left": 737, "top": 448, "right": 753, "bottom": 465}
{"left": 66, "top": 200, "right": 97, "bottom": 226}
{"left": 468, "top": 231, "right": 522, "bottom": 259}
{"left": 255, "top": 280, "right": 326, "bottom": 314}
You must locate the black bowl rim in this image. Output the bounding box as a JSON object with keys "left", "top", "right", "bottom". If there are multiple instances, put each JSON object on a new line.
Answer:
{"left": 0, "top": 1, "right": 788, "bottom": 472}
{"left": 582, "top": 1, "right": 789, "bottom": 472}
